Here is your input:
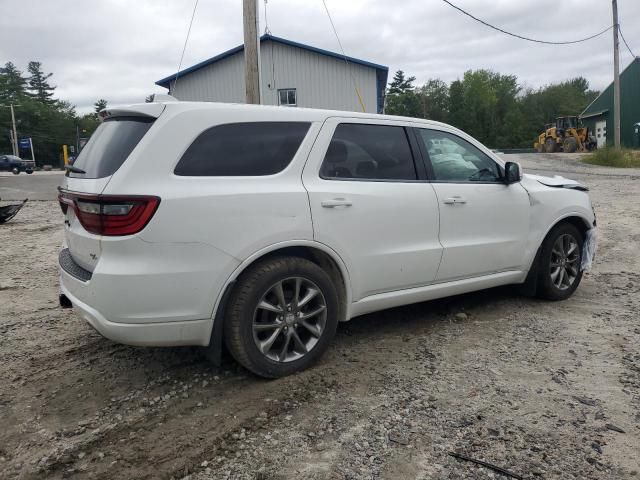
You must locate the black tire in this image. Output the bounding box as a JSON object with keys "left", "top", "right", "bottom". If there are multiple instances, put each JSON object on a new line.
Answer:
{"left": 536, "top": 223, "right": 584, "bottom": 301}
{"left": 224, "top": 256, "right": 339, "bottom": 378}
{"left": 11, "top": 168, "right": 19, "bottom": 175}
{"left": 544, "top": 137, "right": 557, "bottom": 153}
{"left": 26, "top": 169, "right": 33, "bottom": 174}
{"left": 563, "top": 137, "right": 578, "bottom": 153}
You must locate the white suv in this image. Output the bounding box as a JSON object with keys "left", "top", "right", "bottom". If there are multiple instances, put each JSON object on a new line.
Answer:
{"left": 58, "top": 100, "right": 596, "bottom": 378}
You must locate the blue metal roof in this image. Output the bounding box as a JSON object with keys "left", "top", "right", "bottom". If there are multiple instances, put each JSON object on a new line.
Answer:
{"left": 155, "top": 34, "right": 388, "bottom": 88}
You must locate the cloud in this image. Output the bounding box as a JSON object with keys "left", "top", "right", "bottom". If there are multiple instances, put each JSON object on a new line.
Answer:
{"left": 1, "top": 0, "right": 638, "bottom": 113}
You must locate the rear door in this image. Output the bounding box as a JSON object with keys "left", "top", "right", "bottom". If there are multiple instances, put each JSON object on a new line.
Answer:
{"left": 61, "top": 113, "right": 158, "bottom": 272}
{"left": 413, "top": 127, "right": 530, "bottom": 282}
{"left": 302, "top": 118, "right": 442, "bottom": 301}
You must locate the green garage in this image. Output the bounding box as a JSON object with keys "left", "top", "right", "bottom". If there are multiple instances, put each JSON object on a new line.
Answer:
{"left": 580, "top": 58, "right": 640, "bottom": 149}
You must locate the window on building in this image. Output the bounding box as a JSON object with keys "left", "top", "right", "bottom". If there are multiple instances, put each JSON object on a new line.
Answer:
{"left": 174, "top": 122, "right": 310, "bottom": 176}
{"left": 320, "top": 123, "right": 418, "bottom": 181}
{"left": 278, "top": 89, "right": 297, "bottom": 107}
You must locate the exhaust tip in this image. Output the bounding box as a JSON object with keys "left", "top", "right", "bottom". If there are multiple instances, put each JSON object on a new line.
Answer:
{"left": 59, "top": 294, "right": 73, "bottom": 309}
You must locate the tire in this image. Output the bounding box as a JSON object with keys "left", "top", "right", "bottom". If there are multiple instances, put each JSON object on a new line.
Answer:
{"left": 544, "top": 137, "right": 557, "bottom": 153}
{"left": 563, "top": 137, "right": 578, "bottom": 153}
{"left": 11, "top": 168, "right": 19, "bottom": 175}
{"left": 536, "top": 143, "right": 544, "bottom": 153}
{"left": 536, "top": 223, "right": 584, "bottom": 301}
{"left": 26, "top": 169, "right": 33, "bottom": 174}
{"left": 224, "top": 256, "right": 339, "bottom": 378}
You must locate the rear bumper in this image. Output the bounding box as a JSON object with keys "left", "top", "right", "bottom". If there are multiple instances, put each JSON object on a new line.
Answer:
{"left": 60, "top": 276, "right": 212, "bottom": 347}
{"left": 57, "top": 237, "right": 239, "bottom": 347}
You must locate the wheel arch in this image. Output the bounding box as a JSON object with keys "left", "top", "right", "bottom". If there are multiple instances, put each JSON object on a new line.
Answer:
{"left": 209, "top": 241, "right": 351, "bottom": 331}
{"left": 521, "top": 213, "right": 593, "bottom": 296}
{"left": 545, "top": 214, "right": 592, "bottom": 241}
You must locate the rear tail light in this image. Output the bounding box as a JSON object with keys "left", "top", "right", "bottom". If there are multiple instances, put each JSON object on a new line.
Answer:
{"left": 58, "top": 190, "right": 160, "bottom": 236}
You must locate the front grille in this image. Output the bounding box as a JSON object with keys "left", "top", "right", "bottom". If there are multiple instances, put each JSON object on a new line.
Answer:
{"left": 59, "top": 248, "right": 93, "bottom": 282}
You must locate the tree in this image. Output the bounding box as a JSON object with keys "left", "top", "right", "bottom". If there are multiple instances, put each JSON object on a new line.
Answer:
{"left": 387, "top": 70, "right": 416, "bottom": 95}
{"left": 447, "top": 80, "right": 466, "bottom": 131}
{"left": 0, "top": 62, "right": 27, "bottom": 102}
{"left": 27, "top": 61, "right": 55, "bottom": 104}
{"left": 94, "top": 99, "right": 108, "bottom": 113}
{"left": 418, "top": 79, "right": 449, "bottom": 122}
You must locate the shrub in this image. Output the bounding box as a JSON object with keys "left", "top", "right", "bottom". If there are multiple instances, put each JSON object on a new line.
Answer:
{"left": 584, "top": 147, "right": 640, "bottom": 168}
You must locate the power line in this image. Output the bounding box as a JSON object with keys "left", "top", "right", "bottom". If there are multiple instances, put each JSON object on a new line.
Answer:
{"left": 442, "top": 0, "right": 613, "bottom": 45}
{"left": 173, "top": 0, "right": 200, "bottom": 94}
{"left": 320, "top": 0, "right": 366, "bottom": 112}
{"left": 619, "top": 25, "right": 637, "bottom": 59}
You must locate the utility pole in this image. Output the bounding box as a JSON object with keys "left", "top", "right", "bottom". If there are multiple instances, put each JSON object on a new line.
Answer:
{"left": 612, "top": 0, "right": 621, "bottom": 149}
{"left": 10, "top": 104, "right": 19, "bottom": 156}
{"left": 1, "top": 104, "right": 20, "bottom": 156}
{"left": 243, "top": 0, "right": 261, "bottom": 104}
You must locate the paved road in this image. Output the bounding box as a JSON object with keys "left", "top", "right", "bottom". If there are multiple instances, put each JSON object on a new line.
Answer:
{"left": 0, "top": 171, "right": 64, "bottom": 201}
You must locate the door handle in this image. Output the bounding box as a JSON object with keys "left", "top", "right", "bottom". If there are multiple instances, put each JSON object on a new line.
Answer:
{"left": 321, "top": 198, "right": 352, "bottom": 208}
{"left": 443, "top": 196, "right": 467, "bottom": 205}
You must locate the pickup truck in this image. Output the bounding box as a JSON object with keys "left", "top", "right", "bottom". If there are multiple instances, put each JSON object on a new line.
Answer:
{"left": 0, "top": 155, "right": 34, "bottom": 174}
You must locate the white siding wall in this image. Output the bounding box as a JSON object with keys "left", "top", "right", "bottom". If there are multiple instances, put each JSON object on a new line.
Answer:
{"left": 170, "top": 40, "right": 379, "bottom": 114}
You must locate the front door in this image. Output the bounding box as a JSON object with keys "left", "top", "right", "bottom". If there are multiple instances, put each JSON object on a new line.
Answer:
{"left": 302, "top": 119, "right": 443, "bottom": 301}
{"left": 414, "top": 128, "right": 530, "bottom": 282}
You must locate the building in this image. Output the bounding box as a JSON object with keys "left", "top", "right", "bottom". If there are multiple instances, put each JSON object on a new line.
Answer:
{"left": 155, "top": 34, "right": 388, "bottom": 114}
{"left": 580, "top": 57, "right": 640, "bottom": 148}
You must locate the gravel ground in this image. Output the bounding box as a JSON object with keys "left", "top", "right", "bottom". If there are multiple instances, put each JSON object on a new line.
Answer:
{"left": 0, "top": 154, "right": 638, "bottom": 480}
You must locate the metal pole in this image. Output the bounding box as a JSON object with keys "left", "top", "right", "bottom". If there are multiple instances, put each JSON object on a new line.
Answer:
{"left": 612, "top": 0, "right": 621, "bottom": 149}
{"left": 29, "top": 137, "right": 36, "bottom": 163}
{"left": 10, "top": 104, "right": 19, "bottom": 156}
{"left": 243, "top": 0, "right": 261, "bottom": 104}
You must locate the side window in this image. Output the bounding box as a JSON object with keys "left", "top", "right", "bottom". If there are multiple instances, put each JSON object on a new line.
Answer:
{"left": 174, "top": 122, "right": 310, "bottom": 176}
{"left": 320, "top": 124, "right": 417, "bottom": 181}
{"left": 417, "top": 129, "right": 502, "bottom": 183}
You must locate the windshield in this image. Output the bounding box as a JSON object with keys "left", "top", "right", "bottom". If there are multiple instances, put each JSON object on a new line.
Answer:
{"left": 68, "top": 116, "right": 154, "bottom": 178}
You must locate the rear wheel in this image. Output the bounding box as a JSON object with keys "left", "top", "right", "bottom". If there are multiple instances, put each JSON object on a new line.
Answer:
{"left": 544, "top": 137, "right": 557, "bottom": 153}
{"left": 224, "top": 257, "right": 339, "bottom": 378}
{"left": 536, "top": 223, "right": 584, "bottom": 300}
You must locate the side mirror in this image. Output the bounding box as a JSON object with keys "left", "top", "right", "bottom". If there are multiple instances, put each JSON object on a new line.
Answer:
{"left": 504, "top": 161, "right": 522, "bottom": 184}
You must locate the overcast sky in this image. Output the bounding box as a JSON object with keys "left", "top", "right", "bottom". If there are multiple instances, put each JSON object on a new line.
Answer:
{"left": 2, "top": 0, "right": 639, "bottom": 113}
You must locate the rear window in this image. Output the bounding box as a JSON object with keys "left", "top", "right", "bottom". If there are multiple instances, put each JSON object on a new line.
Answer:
{"left": 68, "top": 116, "right": 154, "bottom": 179}
{"left": 174, "top": 122, "right": 310, "bottom": 176}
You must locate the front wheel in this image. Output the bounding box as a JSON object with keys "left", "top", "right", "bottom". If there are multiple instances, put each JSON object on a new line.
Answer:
{"left": 544, "top": 137, "right": 557, "bottom": 153}
{"left": 536, "top": 223, "right": 584, "bottom": 300}
{"left": 224, "top": 257, "right": 339, "bottom": 378}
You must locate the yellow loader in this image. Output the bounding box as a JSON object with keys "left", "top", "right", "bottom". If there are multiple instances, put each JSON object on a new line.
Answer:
{"left": 534, "top": 116, "right": 596, "bottom": 153}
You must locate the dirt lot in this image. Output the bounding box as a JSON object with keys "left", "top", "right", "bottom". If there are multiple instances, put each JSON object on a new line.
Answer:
{"left": 1, "top": 154, "right": 639, "bottom": 479}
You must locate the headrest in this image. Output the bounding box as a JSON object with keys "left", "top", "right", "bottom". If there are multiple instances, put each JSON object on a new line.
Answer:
{"left": 325, "top": 141, "right": 348, "bottom": 164}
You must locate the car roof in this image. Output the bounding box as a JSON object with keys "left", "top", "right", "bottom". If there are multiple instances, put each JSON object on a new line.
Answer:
{"left": 104, "top": 101, "right": 456, "bottom": 131}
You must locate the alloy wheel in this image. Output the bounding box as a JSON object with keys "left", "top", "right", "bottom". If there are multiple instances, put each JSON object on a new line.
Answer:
{"left": 550, "top": 234, "right": 580, "bottom": 290}
{"left": 252, "top": 277, "right": 327, "bottom": 363}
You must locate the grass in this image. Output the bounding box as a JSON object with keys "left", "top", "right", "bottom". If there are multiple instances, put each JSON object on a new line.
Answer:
{"left": 583, "top": 146, "right": 640, "bottom": 168}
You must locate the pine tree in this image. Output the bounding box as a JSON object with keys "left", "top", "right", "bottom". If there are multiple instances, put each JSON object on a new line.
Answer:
{"left": 94, "top": 99, "right": 108, "bottom": 113}
{"left": 0, "top": 62, "right": 28, "bottom": 101}
{"left": 27, "top": 61, "right": 56, "bottom": 104}
{"left": 387, "top": 70, "right": 416, "bottom": 95}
